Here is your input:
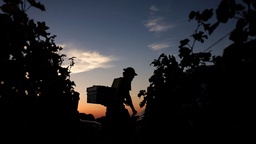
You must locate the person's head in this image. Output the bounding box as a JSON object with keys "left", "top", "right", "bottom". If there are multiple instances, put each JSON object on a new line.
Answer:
{"left": 123, "top": 67, "right": 137, "bottom": 80}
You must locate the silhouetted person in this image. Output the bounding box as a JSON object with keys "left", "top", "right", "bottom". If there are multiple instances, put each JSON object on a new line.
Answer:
{"left": 103, "top": 67, "right": 138, "bottom": 144}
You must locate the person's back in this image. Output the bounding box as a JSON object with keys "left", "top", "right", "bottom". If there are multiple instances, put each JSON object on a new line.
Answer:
{"left": 106, "top": 76, "right": 131, "bottom": 124}
{"left": 111, "top": 77, "right": 125, "bottom": 105}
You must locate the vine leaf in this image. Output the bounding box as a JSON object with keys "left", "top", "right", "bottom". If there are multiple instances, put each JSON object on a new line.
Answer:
{"left": 27, "top": 0, "right": 45, "bottom": 11}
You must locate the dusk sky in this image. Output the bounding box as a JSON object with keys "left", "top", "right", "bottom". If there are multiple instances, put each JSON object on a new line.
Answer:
{"left": 4, "top": 0, "right": 237, "bottom": 118}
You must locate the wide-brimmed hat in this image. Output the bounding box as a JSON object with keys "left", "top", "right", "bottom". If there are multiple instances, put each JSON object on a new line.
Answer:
{"left": 123, "top": 67, "right": 137, "bottom": 76}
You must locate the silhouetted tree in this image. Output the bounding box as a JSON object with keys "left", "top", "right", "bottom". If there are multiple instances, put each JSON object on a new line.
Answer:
{"left": 0, "top": 0, "right": 80, "bottom": 143}
{"left": 138, "top": 0, "right": 256, "bottom": 143}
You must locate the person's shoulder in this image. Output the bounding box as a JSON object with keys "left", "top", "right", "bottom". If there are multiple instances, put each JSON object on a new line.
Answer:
{"left": 115, "top": 77, "right": 123, "bottom": 79}
{"left": 113, "top": 77, "right": 123, "bottom": 82}
{"left": 111, "top": 77, "right": 123, "bottom": 88}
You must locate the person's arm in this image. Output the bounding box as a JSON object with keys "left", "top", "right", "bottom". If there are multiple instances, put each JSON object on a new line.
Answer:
{"left": 118, "top": 77, "right": 137, "bottom": 115}
{"left": 125, "top": 94, "right": 137, "bottom": 115}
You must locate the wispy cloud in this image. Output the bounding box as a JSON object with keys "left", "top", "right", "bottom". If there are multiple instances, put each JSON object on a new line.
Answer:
{"left": 144, "top": 5, "right": 176, "bottom": 51}
{"left": 60, "top": 43, "right": 116, "bottom": 74}
{"left": 143, "top": 5, "right": 175, "bottom": 34}
{"left": 148, "top": 42, "right": 170, "bottom": 50}
{"left": 144, "top": 17, "right": 174, "bottom": 33}
{"left": 150, "top": 5, "right": 159, "bottom": 12}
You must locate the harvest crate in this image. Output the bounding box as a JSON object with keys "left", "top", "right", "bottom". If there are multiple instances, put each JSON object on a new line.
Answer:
{"left": 86, "top": 85, "right": 115, "bottom": 106}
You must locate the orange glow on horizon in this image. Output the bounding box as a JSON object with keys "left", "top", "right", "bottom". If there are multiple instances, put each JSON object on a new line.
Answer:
{"left": 78, "top": 103, "right": 106, "bottom": 119}
{"left": 78, "top": 98, "right": 144, "bottom": 119}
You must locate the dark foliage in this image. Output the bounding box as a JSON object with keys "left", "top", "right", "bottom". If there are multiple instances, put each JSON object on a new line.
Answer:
{"left": 138, "top": 0, "right": 256, "bottom": 143}
{"left": 0, "top": 0, "right": 80, "bottom": 143}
